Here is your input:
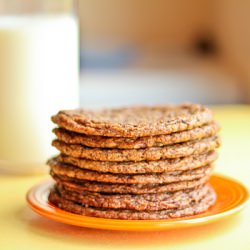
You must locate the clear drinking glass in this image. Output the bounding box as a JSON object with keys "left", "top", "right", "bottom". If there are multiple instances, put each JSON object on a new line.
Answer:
{"left": 0, "top": 0, "right": 79, "bottom": 174}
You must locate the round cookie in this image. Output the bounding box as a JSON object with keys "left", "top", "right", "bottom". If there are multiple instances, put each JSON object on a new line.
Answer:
{"left": 51, "top": 173, "right": 210, "bottom": 194}
{"left": 48, "top": 187, "right": 216, "bottom": 219}
{"left": 52, "top": 136, "right": 220, "bottom": 162}
{"left": 48, "top": 159, "right": 213, "bottom": 184}
{"left": 56, "top": 183, "right": 211, "bottom": 211}
{"left": 51, "top": 103, "right": 213, "bottom": 137}
{"left": 55, "top": 151, "right": 217, "bottom": 174}
{"left": 53, "top": 122, "right": 219, "bottom": 149}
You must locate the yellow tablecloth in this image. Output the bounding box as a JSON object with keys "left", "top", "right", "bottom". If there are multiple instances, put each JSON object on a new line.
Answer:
{"left": 1, "top": 105, "right": 250, "bottom": 250}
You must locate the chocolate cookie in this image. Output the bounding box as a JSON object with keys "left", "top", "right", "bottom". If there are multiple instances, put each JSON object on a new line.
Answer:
{"left": 52, "top": 136, "right": 220, "bottom": 162}
{"left": 55, "top": 151, "right": 217, "bottom": 174}
{"left": 55, "top": 183, "right": 211, "bottom": 211}
{"left": 48, "top": 159, "right": 213, "bottom": 184}
{"left": 48, "top": 187, "right": 216, "bottom": 219}
{"left": 53, "top": 122, "right": 219, "bottom": 149}
{"left": 51, "top": 103, "right": 213, "bottom": 137}
{"left": 51, "top": 173, "right": 210, "bottom": 194}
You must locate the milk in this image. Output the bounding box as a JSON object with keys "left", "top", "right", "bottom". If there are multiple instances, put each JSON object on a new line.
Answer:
{"left": 0, "top": 15, "right": 79, "bottom": 172}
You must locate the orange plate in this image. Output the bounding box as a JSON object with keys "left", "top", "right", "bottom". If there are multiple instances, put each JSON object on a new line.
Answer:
{"left": 26, "top": 174, "right": 249, "bottom": 231}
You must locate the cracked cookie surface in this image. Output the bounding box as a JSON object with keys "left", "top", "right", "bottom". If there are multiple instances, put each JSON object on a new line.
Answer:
{"left": 51, "top": 103, "right": 213, "bottom": 137}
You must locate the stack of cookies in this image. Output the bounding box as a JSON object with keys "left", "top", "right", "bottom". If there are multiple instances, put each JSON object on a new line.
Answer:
{"left": 48, "top": 103, "right": 220, "bottom": 220}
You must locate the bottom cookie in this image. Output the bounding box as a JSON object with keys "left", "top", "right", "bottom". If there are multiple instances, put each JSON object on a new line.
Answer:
{"left": 48, "top": 187, "right": 216, "bottom": 220}
{"left": 55, "top": 183, "right": 211, "bottom": 211}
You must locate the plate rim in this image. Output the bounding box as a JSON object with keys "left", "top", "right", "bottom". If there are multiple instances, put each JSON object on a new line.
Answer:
{"left": 26, "top": 174, "right": 250, "bottom": 231}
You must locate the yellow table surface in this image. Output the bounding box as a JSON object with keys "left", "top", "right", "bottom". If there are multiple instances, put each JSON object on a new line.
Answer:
{"left": 1, "top": 105, "right": 250, "bottom": 250}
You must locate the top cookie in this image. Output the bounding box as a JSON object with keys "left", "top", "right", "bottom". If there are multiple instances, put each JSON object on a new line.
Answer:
{"left": 51, "top": 103, "right": 213, "bottom": 137}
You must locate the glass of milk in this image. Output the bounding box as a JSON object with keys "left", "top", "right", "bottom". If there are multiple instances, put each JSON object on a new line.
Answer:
{"left": 0, "top": 0, "right": 79, "bottom": 174}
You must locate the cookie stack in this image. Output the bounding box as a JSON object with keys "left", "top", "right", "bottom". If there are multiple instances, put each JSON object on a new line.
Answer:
{"left": 48, "top": 103, "right": 220, "bottom": 220}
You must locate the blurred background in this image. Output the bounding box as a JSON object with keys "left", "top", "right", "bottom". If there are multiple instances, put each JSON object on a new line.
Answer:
{"left": 1, "top": 0, "right": 250, "bottom": 170}
{"left": 78, "top": 0, "right": 250, "bottom": 107}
